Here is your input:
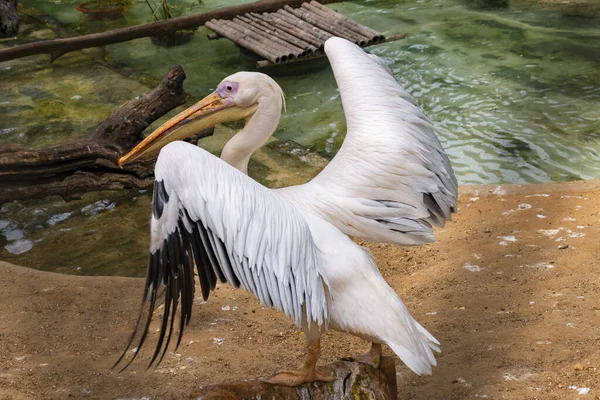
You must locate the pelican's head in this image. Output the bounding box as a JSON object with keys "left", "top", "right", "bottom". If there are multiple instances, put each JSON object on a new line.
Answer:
{"left": 118, "top": 72, "right": 284, "bottom": 167}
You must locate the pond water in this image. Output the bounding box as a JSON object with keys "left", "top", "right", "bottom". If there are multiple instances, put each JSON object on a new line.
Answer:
{"left": 0, "top": 0, "right": 599, "bottom": 275}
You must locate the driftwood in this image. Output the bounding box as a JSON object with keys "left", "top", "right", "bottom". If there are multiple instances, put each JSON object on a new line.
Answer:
{"left": 0, "top": 65, "right": 213, "bottom": 205}
{"left": 0, "top": 0, "right": 18, "bottom": 37}
{"left": 195, "top": 358, "right": 398, "bottom": 400}
{"left": 0, "top": 0, "right": 344, "bottom": 63}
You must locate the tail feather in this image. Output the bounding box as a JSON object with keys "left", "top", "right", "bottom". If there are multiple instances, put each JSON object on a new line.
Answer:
{"left": 388, "top": 341, "right": 436, "bottom": 376}
{"left": 385, "top": 316, "right": 440, "bottom": 375}
{"left": 415, "top": 319, "right": 441, "bottom": 353}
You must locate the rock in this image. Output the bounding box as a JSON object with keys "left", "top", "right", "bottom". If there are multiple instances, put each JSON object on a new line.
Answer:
{"left": 47, "top": 212, "right": 73, "bottom": 226}
{"left": 5, "top": 239, "right": 33, "bottom": 254}
{"left": 81, "top": 200, "right": 115, "bottom": 216}
{"left": 2, "top": 226, "right": 23, "bottom": 241}
{"left": 27, "top": 28, "right": 55, "bottom": 40}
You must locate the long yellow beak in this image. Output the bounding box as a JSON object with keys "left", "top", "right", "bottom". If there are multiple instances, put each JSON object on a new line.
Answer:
{"left": 118, "top": 92, "right": 236, "bottom": 167}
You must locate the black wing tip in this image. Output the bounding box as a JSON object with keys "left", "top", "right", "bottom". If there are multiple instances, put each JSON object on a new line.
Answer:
{"left": 152, "top": 180, "right": 170, "bottom": 220}
{"left": 119, "top": 189, "right": 247, "bottom": 371}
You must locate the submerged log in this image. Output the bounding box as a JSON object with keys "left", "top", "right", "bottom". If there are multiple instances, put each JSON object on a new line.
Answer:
{"left": 0, "top": 0, "right": 344, "bottom": 63}
{"left": 195, "top": 358, "right": 398, "bottom": 400}
{"left": 0, "top": 0, "right": 18, "bottom": 37}
{"left": 0, "top": 65, "right": 213, "bottom": 205}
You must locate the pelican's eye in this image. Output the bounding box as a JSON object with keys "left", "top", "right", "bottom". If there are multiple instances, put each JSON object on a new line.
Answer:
{"left": 217, "top": 81, "right": 239, "bottom": 98}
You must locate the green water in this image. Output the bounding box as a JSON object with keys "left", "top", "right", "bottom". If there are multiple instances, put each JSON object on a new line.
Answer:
{"left": 0, "top": 0, "right": 599, "bottom": 275}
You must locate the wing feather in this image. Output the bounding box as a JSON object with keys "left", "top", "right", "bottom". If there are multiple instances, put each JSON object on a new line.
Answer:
{"left": 280, "top": 38, "right": 457, "bottom": 245}
{"left": 115, "top": 141, "right": 329, "bottom": 370}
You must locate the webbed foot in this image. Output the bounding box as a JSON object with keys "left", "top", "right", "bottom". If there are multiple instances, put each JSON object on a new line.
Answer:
{"left": 264, "top": 367, "right": 334, "bottom": 386}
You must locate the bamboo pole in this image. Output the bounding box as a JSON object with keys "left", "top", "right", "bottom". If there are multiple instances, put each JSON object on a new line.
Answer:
{"left": 232, "top": 17, "right": 305, "bottom": 58}
{"left": 286, "top": 4, "right": 369, "bottom": 44}
{"left": 221, "top": 19, "right": 296, "bottom": 60}
{"left": 300, "top": 2, "right": 378, "bottom": 44}
{"left": 0, "top": 0, "right": 345, "bottom": 63}
{"left": 240, "top": 14, "right": 318, "bottom": 56}
{"left": 255, "top": 33, "right": 405, "bottom": 68}
{"left": 236, "top": 17, "right": 305, "bottom": 57}
{"left": 256, "top": 12, "right": 314, "bottom": 44}
{"left": 228, "top": 19, "right": 290, "bottom": 62}
{"left": 300, "top": 2, "right": 367, "bottom": 40}
{"left": 238, "top": 15, "right": 306, "bottom": 53}
{"left": 308, "top": 0, "right": 384, "bottom": 42}
{"left": 275, "top": 9, "right": 333, "bottom": 42}
{"left": 257, "top": 12, "right": 324, "bottom": 49}
{"left": 205, "top": 19, "right": 282, "bottom": 64}
{"left": 284, "top": 5, "right": 369, "bottom": 45}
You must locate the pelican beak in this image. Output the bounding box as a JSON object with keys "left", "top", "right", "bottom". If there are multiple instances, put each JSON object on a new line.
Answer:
{"left": 118, "top": 91, "right": 247, "bottom": 167}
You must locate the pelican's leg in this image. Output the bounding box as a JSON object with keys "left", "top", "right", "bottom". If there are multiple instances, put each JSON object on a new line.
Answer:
{"left": 342, "top": 342, "right": 382, "bottom": 368}
{"left": 265, "top": 336, "right": 334, "bottom": 386}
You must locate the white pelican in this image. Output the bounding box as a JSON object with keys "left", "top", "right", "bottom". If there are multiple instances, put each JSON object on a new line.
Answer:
{"left": 115, "top": 37, "right": 457, "bottom": 386}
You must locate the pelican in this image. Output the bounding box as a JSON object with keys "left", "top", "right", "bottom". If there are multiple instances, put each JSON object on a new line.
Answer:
{"left": 115, "top": 37, "right": 457, "bottom": 386}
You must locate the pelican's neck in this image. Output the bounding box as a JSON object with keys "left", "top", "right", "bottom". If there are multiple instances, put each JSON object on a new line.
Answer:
{"left": 220, "top": 98, "right": 281, "bottom": 174}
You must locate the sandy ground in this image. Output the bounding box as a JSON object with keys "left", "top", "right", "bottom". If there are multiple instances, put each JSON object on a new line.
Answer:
{"left": 1, "top": 180, "right": 599, "bottom": 400}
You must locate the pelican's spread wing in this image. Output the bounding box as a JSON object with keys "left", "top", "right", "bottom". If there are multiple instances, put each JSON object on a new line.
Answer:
{"left": 284, "top": 38, "right": 457, "bottom": 245}
{"left": 116, "top": 141, "right": 329, "bottom": 369}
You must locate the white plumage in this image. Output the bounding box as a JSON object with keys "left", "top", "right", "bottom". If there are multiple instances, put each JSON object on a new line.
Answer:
{"left": 115, "top": 37, "right": 457, "bottom": 384}
{"left": 152, "top": 142, "right": 329, "bottom": 328}
{"left": 283, "top": 39, "right": 456, "bottom": 244}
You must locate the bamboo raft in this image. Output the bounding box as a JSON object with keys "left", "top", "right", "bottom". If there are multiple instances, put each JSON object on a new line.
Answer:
{"left": 205, "top": 1, "right": 403, "bottom": 68}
